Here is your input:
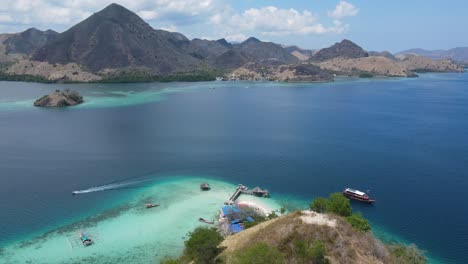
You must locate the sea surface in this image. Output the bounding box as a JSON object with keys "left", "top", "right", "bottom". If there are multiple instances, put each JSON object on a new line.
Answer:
{"left": 0, "top": 73, "right": 467, "bottom": 263}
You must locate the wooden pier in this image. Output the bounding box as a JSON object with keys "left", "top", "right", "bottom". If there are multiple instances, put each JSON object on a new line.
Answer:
{"left": 226, "top": 184, "right": 269, "bottom": 204}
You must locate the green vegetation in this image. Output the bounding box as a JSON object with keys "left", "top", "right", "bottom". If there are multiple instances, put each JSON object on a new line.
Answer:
{"left": 311, "top": 193, "right": 375, "bottom": 232}
{"left": 183, "top": 227, "right": 224, "bottom": 264}
{"left": 0, "top": 72, "right": 52, "bottom": 83}
{"left": 243, "top": 211, "right": 278, "bottom": 229}
{"left": 412, "top": 69, "right": 432, "bottom": 73}
{"left": 389, "top": 244, "right": 427, "bottom": 264}
{"left": 310, "top": 197, "right": 329, "bottom": 213}
{"left": 293, "top": 240, "right": 328, "bottom": 264}
{"left": 162, "top": 192, "right": 427, "bottom": 264}
{"left": 98, "top": 69, "right": 223, "bottom": 83}
{"left": 359, "top": 73, "right": 374, "bottom": 78}
{"left": 346, "top": 213, "right": 371, "bottom": 232}
{"left": 231, "top": 242, "right": 284, "bottom": 264}
{"left": 325, "top": 193, "right": 352, "bottom": 217}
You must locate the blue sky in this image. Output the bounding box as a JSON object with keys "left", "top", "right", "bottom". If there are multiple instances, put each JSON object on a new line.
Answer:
{"left": 0, "top": 0, "right": 466, "bottom": 52}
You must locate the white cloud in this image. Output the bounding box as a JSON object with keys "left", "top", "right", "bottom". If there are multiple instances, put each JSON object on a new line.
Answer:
{"left": 138, "top": 10, "right": 159, "bottom": 20}
{"left": 0, "top": 0, "right": 226, "bottom": 30}
{"left": 224, "top": 33, "right": 247, "bottom": 42}
{"left": 160, "top": 25, "right": 177, "bottom": 32}
{"left": 328, "top": 1, "right": 359, "bottom": 19}
{"left": 0, "top": 14, "right": 13, "bottom": 23}
{"left": 0, "top": 0, "right": 358, "bottom": 41}
{"left": 212, "top": 6, "right": 350, "bottom": 37}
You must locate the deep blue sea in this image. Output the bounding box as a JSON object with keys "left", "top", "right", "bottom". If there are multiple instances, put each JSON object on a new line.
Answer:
{"left": 0, "top": 73, "right": 467, "bottom": 263}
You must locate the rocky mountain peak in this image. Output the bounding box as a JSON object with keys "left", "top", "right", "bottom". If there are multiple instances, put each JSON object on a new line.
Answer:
{"left": 312, "top": 39, "right": 368, "bottom": 61}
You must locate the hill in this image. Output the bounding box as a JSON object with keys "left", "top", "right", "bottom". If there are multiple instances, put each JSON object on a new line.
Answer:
{"left": 397, "top": 48, "right": 468, "bottom": 64}
{"left": 396, "top": 54, "right": 465, "bottom": 73}
{"left": 31, "top": 3, "right": 201, "bottom": 74}
{"left": 311, "top": 39, "right": 369, "bottom": 61}
{"left": 0, "top": 28, "right": 57, "bottom": 63}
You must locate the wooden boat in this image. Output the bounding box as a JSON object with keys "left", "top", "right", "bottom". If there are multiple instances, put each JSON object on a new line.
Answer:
{"left": 198, "top": 218, "right": 214, "bottom": 224}
{"left": 342, "top": 188, "right": 375, "bottom": 203}
{"left": 200, "top": 183, "right": 211, "bottom": 191}
{"left": 146, "top": 203, "right": 160, "bottom": 208}
{"left": 79, "top": 231, "right": 93, "bottom": 246}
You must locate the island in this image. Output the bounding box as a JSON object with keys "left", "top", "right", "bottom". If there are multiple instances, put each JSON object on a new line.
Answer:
{"left": 162, "top": 192, "right": 427, "bottom": 264}
{"left": 34, "top": 89, "right": 83, "bottom": 107}
{"left": 0, "top": 3, "right": 464, "bottom": 84}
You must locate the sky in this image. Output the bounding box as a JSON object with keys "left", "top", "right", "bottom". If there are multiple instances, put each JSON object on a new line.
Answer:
{"left": 0, "top": 0, "right": 466, "bottom": 52}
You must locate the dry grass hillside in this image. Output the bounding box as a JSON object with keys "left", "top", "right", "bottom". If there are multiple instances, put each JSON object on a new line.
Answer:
{"left": 315, "top": 56, "right": 416, "bottom": 77}
{"left": 6, "top": 60, "right": 101, "bottom": 82}
{"left": 219, "top": 211, "right": 413, "bottom": 264}
{"left": 397, "top": 54, "right": 464, "bottom": 72}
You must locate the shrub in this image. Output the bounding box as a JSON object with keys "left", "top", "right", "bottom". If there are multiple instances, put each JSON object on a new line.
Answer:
{"left": 280, "top": 207, "right": 286, "bottom": 214}
{"left": 294, "top": 239, "right": 328, "bottom": 264}
{"left": 359, "top": 73, "right": 374, "bottom": 78}
{"left": 346, "top": 213, "right": 371, "bottom": 232}
{"left": 183, "top": 227, "right": 224, "bottom": 264}
{"left": 231, "top": 243, "right": 284, "bottom": 264}
{"left": 327, "top": 193, "right": 352, "bottom": 217}
{"left": 390, "top": 244, "right": 427, "bottom": 264}
{"left": 310, "top": 197, "right": 329, "bottom": 213}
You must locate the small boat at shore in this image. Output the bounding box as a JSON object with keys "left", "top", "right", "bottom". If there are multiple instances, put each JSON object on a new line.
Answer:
{"left": 200, "top": 183, "right": 211, "bottom": 191}
{"left": 79, "top": 231, "right": 93, "bottom": 247}
{"left": 198, "top": 218, "right": 214, "bottom": 224}
{"left": 343, "top": 188, "right": 375, "bottom": 203}
{"left": 146, "top": 203, "right": 159, "bottom": 208}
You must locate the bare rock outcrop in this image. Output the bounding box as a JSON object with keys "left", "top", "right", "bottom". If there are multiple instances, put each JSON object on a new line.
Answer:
{"left": 34, "top": 89, "right": 84, "bottom": 107}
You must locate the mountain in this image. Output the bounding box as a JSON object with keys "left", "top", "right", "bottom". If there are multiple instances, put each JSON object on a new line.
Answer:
{"left": 4, "top": 28, "right": 58, "bottom": 55}
{"left": 397, "top": 48, "right": 468, "bottom": 64}
{"left": 312, "top": 39, "right": 368, "bottom": 61}
{"left": 183, "top": 38, "right": 231, "bottom": 60}
{"left": 32, "top": 3, "right": 200, "bottom": 74}
{"left": 234, "top": 37, "right": 299, "bottom": 64}
{"left": 230, "top": 62, "right": 333, "bottom": 82}
{"left": 211, "top": 37, "right": 299, "bottom": 69}
{"left": 284, "top": 45, "right": 315, "bottom": 61}
{"left": 314, "top": 56, "right": 416, "bottom": 77}
{"left": 368, "top": 51, "right": 397, "bottom": 60}
{"left": 396, "top": 54, "right": 464, "bottom": 73}
{"left": 0, "top": 28, "right": 57, "bottom": 63}
{"left": 1, "top": 3, "right": 465, "bottom": 83}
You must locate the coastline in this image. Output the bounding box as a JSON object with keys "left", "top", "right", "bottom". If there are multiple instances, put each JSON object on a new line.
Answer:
{"left": 0, "top": 175, "right": 443, "bottom": 264}
{"left": 0, "top": 176, "right": 286, "bottom": 264}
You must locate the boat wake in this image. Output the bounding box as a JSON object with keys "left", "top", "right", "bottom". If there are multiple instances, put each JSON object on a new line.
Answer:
{"left": 72, "top": 179, "right": 149, "bottom": 195}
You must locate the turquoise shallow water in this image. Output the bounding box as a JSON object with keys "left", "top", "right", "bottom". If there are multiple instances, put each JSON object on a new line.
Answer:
{"left": 0, "top": 73, "right": 467, "bottom": 263}
{"left": 0, "top": 176, "right": 290, "bottom": 264}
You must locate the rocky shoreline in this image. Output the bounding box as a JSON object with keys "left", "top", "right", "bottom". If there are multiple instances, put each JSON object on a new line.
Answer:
{"left": 34, "top": 89, "right": 83, "bottom": 107}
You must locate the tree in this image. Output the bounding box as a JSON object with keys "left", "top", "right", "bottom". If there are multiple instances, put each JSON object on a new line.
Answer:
{"left": 310, "top": 197, "right": 329, "bottom": 213}
{"left": 327, "top": 193, "right": 352, "bottom": 217}
{"left": 183, "top": 227, "right": 224, "bottom": 263}
{"left": 231, "top": 243, "right": 284, "bottom": 264}
{"left": 346, "top": 213, "right": 371, "bottom": 232}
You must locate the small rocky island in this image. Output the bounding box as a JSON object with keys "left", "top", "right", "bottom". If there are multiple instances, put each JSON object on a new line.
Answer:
{"left": 34, "top": 89, "right": 84, "bottom": 107}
